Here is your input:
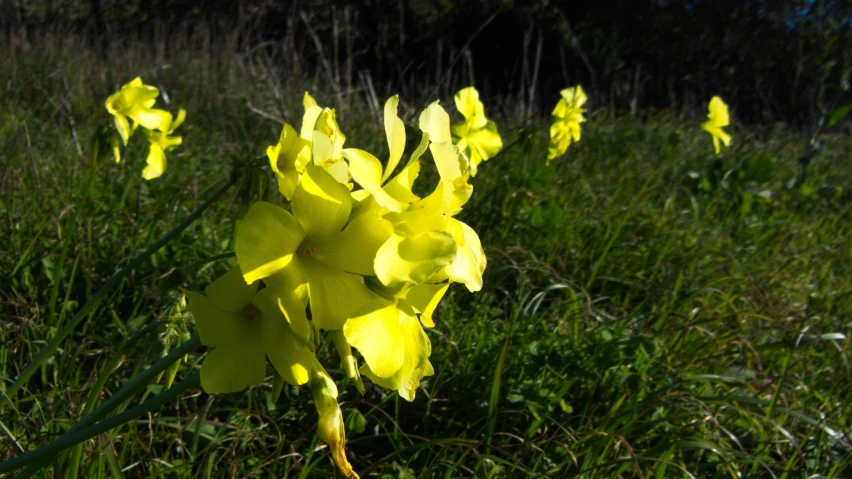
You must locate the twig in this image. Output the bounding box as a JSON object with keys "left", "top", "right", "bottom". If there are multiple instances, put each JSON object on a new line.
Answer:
{"left": 414, "top": 8, "right": 503, "bottom": 119}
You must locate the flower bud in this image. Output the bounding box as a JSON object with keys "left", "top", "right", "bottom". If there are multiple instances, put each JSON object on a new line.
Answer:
{"left": 309, "top": 370, "right": 359, "bottom": 479}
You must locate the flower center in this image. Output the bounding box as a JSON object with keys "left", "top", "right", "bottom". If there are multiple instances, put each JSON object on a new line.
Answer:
{"left": 298, "top": 240, "right": 317, "bottom": 256}
{"left": 241, "top": 304, "right": 261, "bottom": 321}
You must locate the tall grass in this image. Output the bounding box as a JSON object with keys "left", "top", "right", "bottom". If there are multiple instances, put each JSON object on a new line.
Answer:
{"left": 1, "top": 32, "right": 850, "bottom": 478}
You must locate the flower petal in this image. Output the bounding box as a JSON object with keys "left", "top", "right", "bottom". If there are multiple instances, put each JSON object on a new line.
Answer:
{"left": 383, "top": 95, "right": 406, "bottom": 182}
{"left": 128, "top": 105, "right": 173, "bottom": 131}
{"left": 708, "top": 96, "right": 730, "bottom": 127}
{"left": 200, "top": 331, "right": 266, "bottom": 393}
{"left": 302, "top": 258, "right": 380, "bottom": 330}
{"left": 113, "top": 115, "right": 131, "bottom": 145}
{"left": 261, "top": 297, "right": 318, "bottom": 386}
{"left": 292, "top": 164, "right": 353, "bottom": 239}
{"left": 142, "top": 143, "right": 166, "bottom": 180}
{"left": 419, "top": 101, "right": 452, "bottom": 143}
{"left": 375, "top": 231, "right": 457, "bottom": 287}
{"left": 403, "top": 282, "right": 449, "bottom": 327}
{"left": 359, "top": 313, "right": 432, "bottom": 401}
{"left": 236, "top": 202, "right": 306, "bottom": 284}
{"left": 312, "top": 213, "right": 393, "bottom": 276}
{"left": 343, "top": 148, "right": 407, "bottom": 212}
{"left": 204, "top": 266, "right": 257, "bottom": 313}
{"left": 445, "top": 219, "right": 486, "bottom": 292}
{"left": 301, "top": 92, "right": 323, "bottom": 139}
{"left": 343, "top": 300, "right": 405, "bottom": 378}
{"left": 186, "top": 291, "right": 246, "bottom": 347}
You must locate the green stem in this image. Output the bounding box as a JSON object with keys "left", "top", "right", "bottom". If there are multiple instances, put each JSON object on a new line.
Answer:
{"left": 65, "top": 321, "right": 166, "bottom": 479}
{"left": 11, "top": 336, "right": 202, "bottom": 478}
{"left": 2, "top": 372, "right": 201, "bottom": 476}
{"left": 0, "top": 176, "right": 235, "bottom": 413}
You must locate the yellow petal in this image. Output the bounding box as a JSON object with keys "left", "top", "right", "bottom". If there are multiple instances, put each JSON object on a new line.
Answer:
{"left": 560, "top": 85, "right": 588, "bottom": 108}
{"left": 707, "top": 96, "right": 730, "bottom": 127}
{"left": 453, "top": 86, "right": 488, "bottom": 129}
{"left": 185, "top": 291, "right": 245, "bottom": 347}
{"left": 142, "top": 143, "right": 166, "bottom": 180}
{"left": 419, "top": 101, "right": 452, "bottom": 143}
{"left": 359, "top": 313, "right": 432, "bottom": 401}
{"left": 445, "top": 219, "right": 486, "bottom": 292}
{"left": 430, "top": 142, "right": 469, "bottom": 186}
{"left": 312, "top": 212, "right": 393, "bottom": 276}
{"left": 383, "top": 159, "right": 422, "bottom": 203}
{"left": 343, "top": 148, "right": 407, "bottom": 212}
{"left": 200, "top": 332, "right": 266, "bottom": 394}
{"left": 204, "top": 266, "right": 257, "bottom": 313}
{"left": 292, "top": 164, "right": 353, "bottom": 239}
{"left": 403, "top": 283, "right": 449, "bottom": 327}
{"left": 113, "top": 115, "right": 131, "bottom": 145}
{"left": 383, "top": 95, "right": 406, "bottom": 182}
{"left": 236, "top": 202, "right": 306, "bottom": 284}
{"left": 170, "top": 108, "right": 186, "bottom": 131}
{"left": 301, "top": 92, "right": 323, "bottom": 139}
{"left": 301, "top": 257, "right": 380, "bottom": 330}
{"left": 343, "top": 300, "right": 405, "bottom": 378}
{"left": 259, "top": 292, "right": 319, "bottom": 386}
{"left": 374, "top": 231, "right": 457, "bottom": 287}
{"left": 128, "top": 105, "right": 173, "bottom": 131}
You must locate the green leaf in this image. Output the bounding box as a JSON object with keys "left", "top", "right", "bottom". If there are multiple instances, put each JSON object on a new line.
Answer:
{"left": 827, "top": 103, "right": 852, "bottom": 127}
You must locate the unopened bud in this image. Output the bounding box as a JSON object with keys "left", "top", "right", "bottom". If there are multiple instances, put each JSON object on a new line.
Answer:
{"left": 309, "top": 370, "right": 359, "bottom": 479}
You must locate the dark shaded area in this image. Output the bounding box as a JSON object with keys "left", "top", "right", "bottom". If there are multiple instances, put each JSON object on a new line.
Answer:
{"left": 3, "top": 0, "right": 851, "bottom": 126}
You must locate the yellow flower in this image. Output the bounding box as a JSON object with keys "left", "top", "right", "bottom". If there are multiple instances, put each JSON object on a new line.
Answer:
{"left": 268, "top": 93, "right": 349, "bottom": 199}
{"left": 547, "top": 85, "right": 587, "bottom": 163}
{"left": 701, "top": 96, "right": 732, "bottom": 154}
{"left": 142, "top": 109, "right": 185, "bottom": 180}
{"left": 105, "top": 78, "right": 173, "bottom": 145}
{"left": 235, "top": 164, "right": 391, "bottom": 331}
{"left": 451, "top": 87, "right": 503, "bottom": 176}
{"left": 185, "top": 266, "right": 318, "bottom": 393}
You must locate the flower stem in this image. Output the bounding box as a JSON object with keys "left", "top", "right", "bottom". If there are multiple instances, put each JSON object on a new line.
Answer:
{"left": 0, "top": 176, "right": 235, "bottom": 413}
{"left": 2, "top": 371, "right": 201, "bottom": 476}
{"left": 7, "top": 336, "right": 202, "bottom": 477}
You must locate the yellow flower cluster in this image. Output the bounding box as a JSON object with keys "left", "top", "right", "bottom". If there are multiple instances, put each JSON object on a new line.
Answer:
{"left": 187, "top": 91, "right": 489, "bottom": 478}
{"left": 547, "top": 85, "right": 587, "bottom": 163}
{"left": 545, "top": 87, "right": 733, "bottom": 160}
{"left": 105, "top": 78, "right": 185, "bottom": 180}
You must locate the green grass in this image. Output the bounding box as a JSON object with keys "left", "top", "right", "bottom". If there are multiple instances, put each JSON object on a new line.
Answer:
{"left": 2, "top": 34, "right": 851, "bottom": 478}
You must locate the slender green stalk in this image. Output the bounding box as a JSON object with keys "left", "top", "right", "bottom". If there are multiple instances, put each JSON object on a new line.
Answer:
{"left": 0, "top": 176, "right": 235, "bottom": 413}
{"left": 2, "top": 372, "right": 201, "bottom": 475}
{"left": 65, "top": 321, "right": 166, "bottom": 479}
{"left": 11, "top": 336, "right": 202, "bottom": 478}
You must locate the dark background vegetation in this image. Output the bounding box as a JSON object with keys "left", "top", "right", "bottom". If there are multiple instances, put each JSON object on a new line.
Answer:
{"left": 2, "top": 1, "right": 852, "bottom": 478}
{"left": 3, "top": 0, "right": 851, "bottom": 127}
